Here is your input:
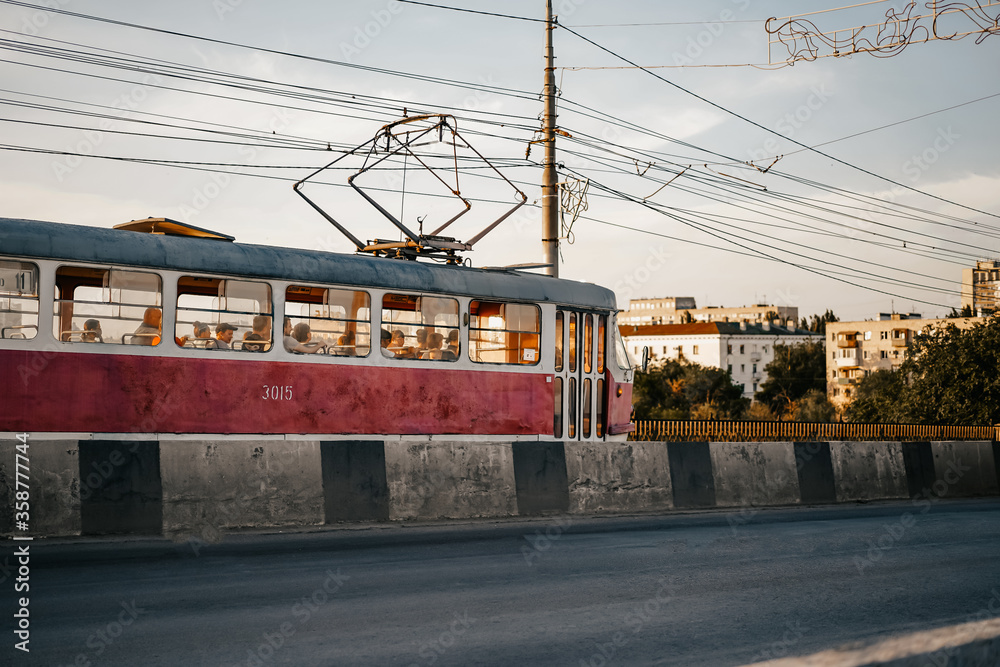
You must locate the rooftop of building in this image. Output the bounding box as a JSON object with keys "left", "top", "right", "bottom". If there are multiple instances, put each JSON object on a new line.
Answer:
{"left": 620, "top": 322, "right": 820, "bottom": 337}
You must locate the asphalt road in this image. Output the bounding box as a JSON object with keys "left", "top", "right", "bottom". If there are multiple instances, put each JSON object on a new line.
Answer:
{"left": 5, "top": 499, "right": 1000, "bottom": 667}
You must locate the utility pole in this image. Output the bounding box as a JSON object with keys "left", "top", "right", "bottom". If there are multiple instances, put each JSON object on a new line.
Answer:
{"left": 541, "top": 0, "right": 559, "bottom": 277}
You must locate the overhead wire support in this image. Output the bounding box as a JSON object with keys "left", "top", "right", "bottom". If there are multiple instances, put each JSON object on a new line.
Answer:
{"left": 557, "top": 21, "right": 1000, "bottom": 221}
{"left": 541, "top": 0, "right": 560, "bottom": 277}
{"left": 766, "top": 0, "right": 1000, "bottom": 64}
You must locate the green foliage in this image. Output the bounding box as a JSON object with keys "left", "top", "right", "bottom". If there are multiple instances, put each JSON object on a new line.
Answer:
{"left": 746, "top": 402, "right": 778, "bottom": 421}
{"left": 633, "top": 358, "right": 749, "bottom": 421}
{"left": 947, "top": 305, "right": 974, "bottom": 318}
{"left": 793, "top": 389, "right": 836, "bottom": 422}
{"left": 801, "top": 309, "right": 839, "bottom": 334}
{"left": 755, "top": 341, "right": 827, "bottom": 419}
{"left": 844, "top": 370, "right": 907, "bottom": 423}
{"left": 845, "top": 316, "right": 1000, "bottom": 425}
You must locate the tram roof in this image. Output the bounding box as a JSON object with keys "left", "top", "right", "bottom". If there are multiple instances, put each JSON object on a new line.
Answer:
{"left": 0, "top": 217, "right": 617, "bottom": 310}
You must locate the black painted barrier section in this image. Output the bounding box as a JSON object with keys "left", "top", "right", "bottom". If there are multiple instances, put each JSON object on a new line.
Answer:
{"left": 79, "top": 440, "right": 162, "bottom": 535}
{"left": 902, "top": 441, "right": 935, "bottom": 498}
{"left": 320, "top": 441, "right": 390, "bottom": 522}
{"left": 794, "top": 442, "right": 836, "bottom": 504}
{"left": 667, "top": 442, "right": 716, "bottom": 508}
{"left": 512, "top": 442, "right": 569, "bottom": 514}
{"left": 995, "top": 441, "right": 1000, "bottom": 497}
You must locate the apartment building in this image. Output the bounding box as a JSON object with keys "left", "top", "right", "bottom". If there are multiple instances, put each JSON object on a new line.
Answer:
{"left": 826, "top": 313, "right": 983, "bottom": 410}
{"left": 961, "top": 259, "right": 1000, "bottom": 316}
{"left": 620, "top": 296, "right": 797, "bottom": 327}
{"left": 621, "top": 320, "right": 821, "bottom": 399}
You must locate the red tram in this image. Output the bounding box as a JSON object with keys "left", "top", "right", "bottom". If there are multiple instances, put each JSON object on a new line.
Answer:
{"left": 0, "top": 216, "right": 635, "bottom": 440}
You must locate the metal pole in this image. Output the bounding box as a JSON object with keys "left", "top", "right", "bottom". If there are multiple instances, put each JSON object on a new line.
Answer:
{"left": 541, "top": 0, "right": 559, "bottom": 278}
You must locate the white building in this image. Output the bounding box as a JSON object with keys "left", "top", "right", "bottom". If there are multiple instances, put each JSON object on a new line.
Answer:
{"left": 620, "top": 297, "right": 797, "bottom": 327}
{"left": 621, "top": 321, "right": 822, "bottom": 399}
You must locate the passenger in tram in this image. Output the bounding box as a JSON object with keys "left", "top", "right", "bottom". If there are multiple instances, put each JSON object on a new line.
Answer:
{"left": 130, "top": 307, "right": 162, "bottom": 345}
{"left": 206, "top": 322, "right": 237, "bottom": 350}
{"left": 333, "top": 330, "right": 355, "bottom": 356}
{"left": 283, "top": 317, "right": 296, "bottom": 351}
{"left": 380, "top": 328, "right": 392, "bottom": 356}
{"left": 82, "top": 319, "right": 103, "bottom": 343}
{"left": 176, "top": 321, "right": 211, "bottom": 348}
{"left": 286, "top": 321, "right": 323, "bottom": 354}
{"left": 422, "top": 332, "right": 445, "bottom": 360}
{"left": 414, "top": 328, "right": 429, "bottom": 356}
{"left": 243, "top": 315, "right": 272, "bottom": 352}
{"left": 243, "top": 332, "right": 266, "bottom": 352}
{"left": 389, "top": 329, "right": 414, "bottom": 358}
{"left": 445, "top": 329, "right": 459, "bottom": 358}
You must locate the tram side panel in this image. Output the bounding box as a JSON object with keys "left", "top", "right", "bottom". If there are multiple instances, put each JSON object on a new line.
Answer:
{"left": 1, "top": 350, "right": 552, "bottom": 435}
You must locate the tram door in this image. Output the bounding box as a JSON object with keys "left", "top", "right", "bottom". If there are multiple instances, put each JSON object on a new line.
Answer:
{"left": 554, "top": 310, "right": 607, "bottom": 440}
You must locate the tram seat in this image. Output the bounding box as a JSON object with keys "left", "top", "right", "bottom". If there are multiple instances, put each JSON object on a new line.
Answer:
{"left": 3, "top": 325, "right": 36, "bottom": 339}
{"left": 61, "top": 330, "right": 87, "bottom": 342}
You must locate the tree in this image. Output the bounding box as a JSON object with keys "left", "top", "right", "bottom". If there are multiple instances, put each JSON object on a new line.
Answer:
{"left": 947, "top": 305, "right": 974, "bottom": 318}
{"left": 633, "top": 358, "right": 748, "bottom": 420}
{"left": 845, "top": 316, "right": 1000, "bottom": 424}
{"left": 793, "top": 389, "right": 836, "bottom": 422}
{"left": 844, "top": 370, "right": 907, "bottom": 423}
{"left": 755, "top": 341, "right": 827, "bottom": 419}
{"left": 801, "top": 309, "right": 839, "bottom": 334}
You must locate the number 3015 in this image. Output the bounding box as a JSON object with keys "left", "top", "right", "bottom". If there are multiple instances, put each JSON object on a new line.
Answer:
{"left": 262, "top": 385, "right": 293, "bottom": 400}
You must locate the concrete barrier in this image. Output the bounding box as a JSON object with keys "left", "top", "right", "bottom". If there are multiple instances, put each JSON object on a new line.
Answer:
{"left": 384, "top": 439, "right": 517, "bottom": 520}
{"left": 3, "top": 436, "right": 998, "bottom": 537}
{"left": 0, "top": 438, "right": 80, "bottom": 537}
{"left": 930, "top": 440, "right": 1000, "bottom": 497}
{"left": 159, "top": 439, "right": 323, "bottom": 540}
{"left": 829, "top": 440, "right": 908, "bottom": 502}
{"left": 564, "top": 441, "right": 673, "bottom": 513}
{"left": 709, "top": 442, "right": 800, "bottom": 507}
{"left": 743, "top": 617, "right": 1000, "bottom": 666}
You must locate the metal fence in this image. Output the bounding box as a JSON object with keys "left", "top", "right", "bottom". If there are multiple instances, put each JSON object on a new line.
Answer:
{"left": 630, "top": 420, "right": 1000, "bottom": 443}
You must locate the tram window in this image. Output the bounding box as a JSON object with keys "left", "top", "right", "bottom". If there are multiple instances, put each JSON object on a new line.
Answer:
{"left": 582, "top": 378, "right": 592, "bottom": 438}
{"left": 568, "top": 377, "right": 577, "bottom": 438}
{"left": 568, "top": 313, "right": 577, "bottom": 373}
{"left": 597, "top": 315, "right": 606, "bottom": 374}
{"left": 596, "top": 378, "right": 605, "bottom": 438}
{"left": 468, "top": 301, "right": 540, "bottom": 365}
{"left": 613, "top": 323, "right": 632, "bottom": 370}
{"left": 381, "top": 294, "right": 459, "bottom": 361}
{"left": 0, "top": 260, "right": 39, "bottom": 340}
{"left": 285, "top": 286, "right": 370, "bottom": 357}
{"left": 584, "top": 314, "right": 593, "bottom": 374}
{"left": 554, "top": 311, "right": 564, "bottom": 372}
{"left": 54, "top": 266, "right": 161, "bottom": 345}
{"left": 176, "top": 276, "right": 271, "bottom": 351}
{"left": 553, "top": 377, "right": 563, "bottom": 438}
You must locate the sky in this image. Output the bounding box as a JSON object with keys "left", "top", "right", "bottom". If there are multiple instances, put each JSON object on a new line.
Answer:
{"left": 1, "top": 0, "right": 998, "bottom": 322}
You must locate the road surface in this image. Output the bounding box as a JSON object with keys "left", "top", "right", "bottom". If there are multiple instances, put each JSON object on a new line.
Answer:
{"left": 5, "top": 499, "right": 1000, "bottom": 666}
